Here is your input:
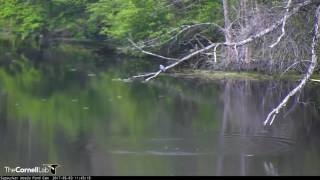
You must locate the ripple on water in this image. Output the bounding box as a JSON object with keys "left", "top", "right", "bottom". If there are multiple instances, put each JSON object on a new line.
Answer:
{"left": 107, "top": 135, "right": 295, "bottom": 157}
{"left": 108, "top": 150, "right": 209, "bottom": 156}
{"left": 145, "top": 150, "right": 208, "bottom": 156}
{"left": 220, "top": 134, "right": 295, "bottom": 155}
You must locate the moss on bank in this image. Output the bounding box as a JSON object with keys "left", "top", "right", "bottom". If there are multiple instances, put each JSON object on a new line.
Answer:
{"left": 171, "top": 70, "right": 320, "bottom": 83}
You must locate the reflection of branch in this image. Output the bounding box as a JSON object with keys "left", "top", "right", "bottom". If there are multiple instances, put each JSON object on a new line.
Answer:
{"left": 264, "top": 5, "right": 320, "bottom": 126}
{"left": 263, "top": 161, "right": 278, "bottom": 176}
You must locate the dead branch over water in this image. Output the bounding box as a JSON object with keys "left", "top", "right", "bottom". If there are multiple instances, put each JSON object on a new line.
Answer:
{"left": 264, "top": 5, "right": 320, "bottom": 125}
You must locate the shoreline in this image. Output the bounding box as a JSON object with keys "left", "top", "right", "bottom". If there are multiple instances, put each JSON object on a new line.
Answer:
{"left": 170, "top": 70, "right": 320, "bottom": 83}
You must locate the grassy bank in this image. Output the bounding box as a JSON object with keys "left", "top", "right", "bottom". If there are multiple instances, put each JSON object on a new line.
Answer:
{"left": 171, "top": 70, "right": 320, "bottom": 83}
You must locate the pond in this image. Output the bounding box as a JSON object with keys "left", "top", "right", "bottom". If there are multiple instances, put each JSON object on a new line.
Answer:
{"left": 0, "top": 42, "right": 320, "bottom": 176}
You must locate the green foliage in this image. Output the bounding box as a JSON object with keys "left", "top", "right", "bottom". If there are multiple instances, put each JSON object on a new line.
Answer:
{"left": 46, "top": 0, "right": 95, "bottom": 38}
{"left": 0, "top": 0, "right": 223, "bottom": 46}
{"left": 88, "top": 0, "right": 223, "bottom": 43}
{"left": 0, "top": 0, "right": 46, "bottom": 40}
{"left": 0, "top": 0, "right": 94, "bottom": 41}
{"left": 88, "top": 0, "right": 172, "bottom": 42}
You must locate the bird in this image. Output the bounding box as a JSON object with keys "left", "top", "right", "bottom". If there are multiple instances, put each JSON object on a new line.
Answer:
{"left": 160, "top": 64, "right": 166, "bottom": 72}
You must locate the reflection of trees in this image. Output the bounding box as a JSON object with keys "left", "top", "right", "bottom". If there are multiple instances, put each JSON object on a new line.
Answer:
{"left": 215, "top": 79, "right": 320, "bottom": 176}
{"left": 0, "top": 62, "right": 223, "bottom": 175}
{"left": 0, "top": 92, "right": 8, "bottom": 143}
{"left": 1, "top": 45, "right": 320, "bottom": 175}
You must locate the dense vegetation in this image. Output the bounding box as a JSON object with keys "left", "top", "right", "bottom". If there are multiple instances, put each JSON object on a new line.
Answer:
{"left": 0, "top": 0, "right": 222, "bottom": 47}
{"left": 0, "top": 0, "right": 319, "bottom": 75}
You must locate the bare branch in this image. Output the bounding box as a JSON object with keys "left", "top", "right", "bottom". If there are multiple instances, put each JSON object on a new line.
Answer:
{"left": 145, "top": 42, "right": 219, "bottom": 81}
{"left": 280, "top": 60, "right": 312, "bottom": 76}
{"left": 225, "top": 0, "right": 310, "bottom": 47}
{"left": 128, "top": 39, "right": 179, "bottom": 62}
{"left": 139, "top": 23, "right": 225, "bottom": 48}
{"left": 264, "top": 4, "right": 320, "bottom": 126}
{"left": 145, "top": 70, "right": 162, "bottom": 81}
{"left": 132, "top": 72, "right": 158, "bottom": 78}
{"left": 214, "top": 43, "right": 221, "bottom": 63}
{"left": 311, "top": 79, "right": 320, "bottom": 82}
{"left": 269, "top": 0, "right": 292, "bottom": 48}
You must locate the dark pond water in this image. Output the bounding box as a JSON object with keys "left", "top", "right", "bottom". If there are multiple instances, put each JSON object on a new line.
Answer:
{"left": 0, "top": 41, "right": 320, "bottom": 176}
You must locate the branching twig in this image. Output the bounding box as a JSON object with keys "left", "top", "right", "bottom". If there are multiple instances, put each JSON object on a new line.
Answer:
{"left": 269, "top": 0, "right": 292, "bottom": 48}
{"left": 128, "top": 39, "right": 179, "bottom": 62}
{"left": 280, "top": 60, "right": 312, "bottom": 76}
{"left": 138, "top": 23, "right": 225, "bottom": 48}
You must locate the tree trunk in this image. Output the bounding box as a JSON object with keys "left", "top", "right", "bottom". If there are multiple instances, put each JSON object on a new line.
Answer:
{"left": 239, "top": 0, "right": 252, "bottom": 64}
{"left": 222, "top": 0, "right": 237, "bottom": 63}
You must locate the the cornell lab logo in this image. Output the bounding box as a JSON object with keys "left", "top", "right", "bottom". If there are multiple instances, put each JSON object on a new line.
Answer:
{"left": 44, "top": 164, "right": 59, "bottom": 175}
{"left": 4, "top": 164, "right": 60, "bottom": 175}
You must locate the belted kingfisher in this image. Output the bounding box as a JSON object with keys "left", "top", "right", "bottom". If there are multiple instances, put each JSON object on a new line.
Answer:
{"left": 160, "top": 65, "right": 166, "bottom": 72}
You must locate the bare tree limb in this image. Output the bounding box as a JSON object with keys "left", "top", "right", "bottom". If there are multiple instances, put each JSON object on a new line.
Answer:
{"left": 226, "top": 0, "right": 310, "bottom": 47}
{"left": 264, "top": 4, "right": 320, "bottom": 126}
{"left": 138, "top": 22, "right": 225, "bottom": 48}
{"left": 214, "top": 43, "right": 221, "bottom": 63}
{"left": 128, "top": 39, "right": 179, "bottom": 62}
{"left": 145, "top": 70, "right": 162, "bottom": 81}
{"left": 311, "top": 79, "right": 320, "bottom": 82}
{"left": 280, "top": 60, "right": 312, "bottom": 76}
{"left": 145, "top": 42, "right": 220, "bottom": 81}
{"left": 269, "top": 0, "right": 292, "bottom": 48}
{"left": 132, "top": 72, "right": 158, "bottom": 78}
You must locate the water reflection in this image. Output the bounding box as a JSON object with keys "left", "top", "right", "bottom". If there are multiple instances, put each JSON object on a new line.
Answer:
{"left": 263, "top": 161, "right": 278, "bottom": 176}
{"left": 0, "top": 43, "right": 320, "bottom": 175}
